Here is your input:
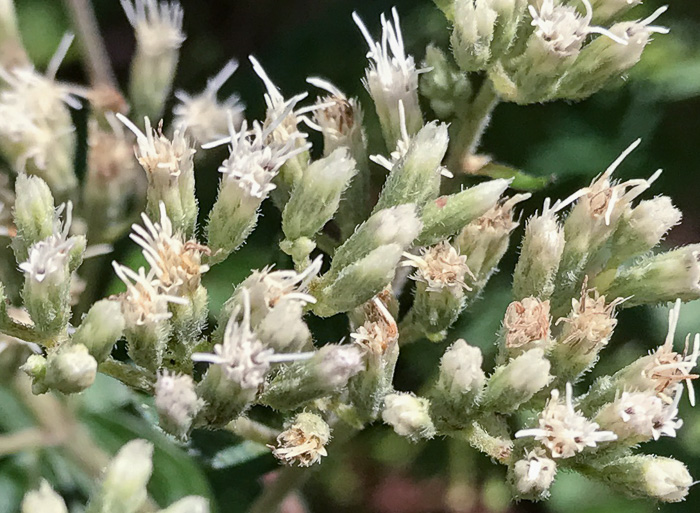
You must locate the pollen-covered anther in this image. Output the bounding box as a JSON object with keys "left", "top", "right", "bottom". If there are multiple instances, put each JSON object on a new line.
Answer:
{"left": 503, "top": 297, "right": 552, "bottom": 349}
{"left": 402, "top": 242, "right": 473, "bottom": 294}
{"left": 271, "top": 412, "right": 331, "bottom": 467}
{"left": 515, "top": 383, "right": 617, "bottom": 458}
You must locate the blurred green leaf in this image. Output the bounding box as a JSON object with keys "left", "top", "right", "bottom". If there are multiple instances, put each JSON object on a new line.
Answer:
{"left": 473, "top": 163, "right": 552, "bottom": 192}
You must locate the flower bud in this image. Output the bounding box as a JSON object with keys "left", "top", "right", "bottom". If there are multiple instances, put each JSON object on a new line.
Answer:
{"left": 20, "top": 354, "right": 48, "bottom": 394}
{"left": 598, "top": 455, "right": 692, "bottom": 503}
{"left": 44, "top": 344, "right": 98, "bottom": 394}
{"left": 159, "top": 497, "right": 209, "bottom": 513}
{"left": 21, "top": 481, "right": 67, "bottom": 513}
{"left": 417, "top": 178, "right": 510, "bottom": 246}
{"left": 510, "top": 449, "right": 557, "bottom": 500}
{"left": 123, "top": 0, "right": 185, "bottom": 120}
{"left": 608, "top": 196, "right": 682, "bottom": 265}
{"left": 72, "top": 299, "right": 125, "bottom": 363}
{"left": 353, "top": 8, "right": 423, "bottom": 150}
{"left": 513, "top": 199, "right": 566, "bottom": 301}
{"left": 373, "top": 122, "right": 449, "bottom": 213}
{"left": 282, "top": 148, "right": 357, "bottom": 256}
{"left": 430, "top": 339, "right": 485, "bottom": 429}
{"left": 482, "top": 348, "right": 552, "bottom": 413}
{"left": 261, "top": 344, "right": 365, "bottom": 410}
{"left": 498, "top": 297, "right": 552, "bottom": 362}
{"left": 602, "top": 244, "right": 700, "bottom": 307}
{"left": 382, "top": 392, "right": 436, "bottom": 441}
{"left": 420, "top": 44, "right": 471, "bottom": 119}
{"left": 254, "top": 297, "right": 313, "bottom": 353}
{"left": 272, "top": 412, "right": 331, "bottom": 467}
{"left": 11, "top": 174, "right": 55, "bottom": 261}
{"left": 88, "top": 439, "right": 153, "bottom": 513}
{"left": 155, "top": 370, "right": 204, "bottom": 439}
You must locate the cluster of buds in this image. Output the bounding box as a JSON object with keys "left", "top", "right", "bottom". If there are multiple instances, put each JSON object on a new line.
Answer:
{"left": 0, "top": 1, "right": 696, "bottom": 510}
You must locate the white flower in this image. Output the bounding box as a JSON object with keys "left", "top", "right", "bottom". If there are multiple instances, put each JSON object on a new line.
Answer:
{"left": 112, "top": 262, "right": 187, "bottom": 327}
{"left": 305, "top": 77, "right": 363, "bottom": 153}
{"left": 155, "top": 370, "right": 204, "bottom": 437}
{"left": 173, "top": 60, "right": 245, "bottom": 143}
{"left": 516, "top": 383, "right": 617, "bottom": 458}
{"left": 402, "top": 241, "right": 473, "bottom": 294}
{"left": 529, "top": 0, "right": 628, "bottom": 57}
{"left": 121, "top": 0, "right": 185, "bottom": 56}
{"left": 117, "top": 113, "right": 195, "bottom": 187}
{"left": 19, "top": 202, "right": 75, "bottom": 284}
{"left": 617, "top": 6, "right": 670, "bottom": 45}
{"left": 512, "top": 449, "right": 557, "bottom": 496}
{"left": 130, "top": 202, "right": 209, "bottom": 295}
{"left": 382, "top": 392, "right": 436, "bottom": 440}
{"left": 439, "top": 339, "right": 485, "bottom": 395}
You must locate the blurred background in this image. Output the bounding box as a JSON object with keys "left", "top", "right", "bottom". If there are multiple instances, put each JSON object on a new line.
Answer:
{"left": 2, "top": 0, "right": 700, "bottom": 512}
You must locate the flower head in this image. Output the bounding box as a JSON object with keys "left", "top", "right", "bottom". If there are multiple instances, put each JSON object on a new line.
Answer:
{"left": 529, "top": 0, "right": 627, "bottom": 57}
{"left": 512, "top": 449, "right": 557, "bottom": 496}
{"left": 121, "top": 0, "right": 185, "bottom": 56}
{"left": 130, "top": 203, "right": 209, "bottom": 295}
{"left": 516, "top": 383, "right": 617, "bottom": 458}
{"left": 173, "top": 60, "right": 245, "bottom": 143}
{"left": 155, "top": 370, "right": 204, "bottom": 438}
{"left": 351, "top": 296, "right": 399, "bottom": 357}
{"left": 112, "top": 262, "right": 187, "bottom": 327}
{"left": 503, "top": 297, "right": 552, "bottom": 350}
{"left": 402, "top": 242, "right": 473, "bottom": 294}
{"left": 271, "top": 412, "right": 331, "bottom": 467}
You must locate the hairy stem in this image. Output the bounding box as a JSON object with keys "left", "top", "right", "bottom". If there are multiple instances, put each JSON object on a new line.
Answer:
{"left": 447, "top": 79, "right": 500, "bottom": 173}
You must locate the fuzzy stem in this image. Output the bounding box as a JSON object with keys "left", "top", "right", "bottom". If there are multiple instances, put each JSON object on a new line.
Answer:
{"left": 0, "top": 427, "right": 47, "bottom": 456}
{"left": 98, "top": 359, "right": 157, "bottom": 394}
{"left": 448, "top": 79, "right": 500, "bottom": 173}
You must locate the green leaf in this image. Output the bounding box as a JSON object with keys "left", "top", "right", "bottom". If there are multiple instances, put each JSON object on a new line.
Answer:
{"left": 471, "top": 163, "right": 552, "bottom": 192}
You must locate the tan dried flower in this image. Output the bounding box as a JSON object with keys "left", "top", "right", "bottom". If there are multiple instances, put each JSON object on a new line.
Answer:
{"left": 503, "top": 297, "right": 552, "bottom": 350}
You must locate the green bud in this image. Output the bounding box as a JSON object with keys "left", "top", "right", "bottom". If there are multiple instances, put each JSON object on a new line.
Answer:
{"left": 513, "top": 200, "right": 565, "bottom": 301}
{"left": 382, "top": 393, "right": 436, "bottom": 441}
{"left": 72, "top": 299, "right": 125, "bottom": 362}
{"left": 282, "top": 148, "right": 357, "bottom": 246}
{"left": 451, "top": 0, "right": 496, "bottom": 72}
{"left": 481, "top": 349, "right": 551, "bottom": 413}
{"left": 602, "top": 244, "right": 700, "bottom": 307}
{"left": 87, "top": 439, "right": 154, "bottom": 513}
{"left": 123, "top": 0, "right": 185, "bottom": 120}
{"left": 45, "top": 344, "right": 97, "bottom": 394}
{"left": 21, "top": 481, "right": 67, "bottom": 513}
{"left": 373, "top": 122, "right": 449, "bottom": 212}
{"left": 596, "top": 455, "right": 692, "bottom": 503}
{"left": 20, "top": 354, "right": 49, "bottom": 395}
{"left": 12, "top": 174, "right": 55, "bottom": 261}
{"left": 420, "top": 44, "right": 471, "bottom": 119}
{"left": 430, "top": 339, "right": 485, "bottom": 430}
{"left": 417, "top": 178, "right": 509, "bottom": 246}
{"left": 261, "top": 344, "right": 365, "bottom": 410}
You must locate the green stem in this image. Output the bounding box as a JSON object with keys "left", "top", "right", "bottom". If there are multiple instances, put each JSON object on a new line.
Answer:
{"left": 447, "top": 79, "right": 500, "bottom": 173}
{"left": 98, "top": 359, "right": 156, "bottom": 394}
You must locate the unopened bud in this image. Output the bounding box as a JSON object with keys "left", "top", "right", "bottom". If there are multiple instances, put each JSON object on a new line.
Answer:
{"left": 513, "top": 199, "right": 565, "bottom": 301}
{"left": 282, "top": 148, "right": 357, "bottom": 254}
{"left": 254, "top": 297, "right": 313, "bottom": 353}
{"left": 420, "top": 44, "right": 471, "bottom": 119}
{"left": 155, "top": 371, "right": 204, "bottom": 439}
{"left": 44, "top": 344, "right": 97, "bottom": 394}
{"left": 123, "top": 0, "right": 185, "bottom": 120}
{"left": 510, "top": 449, "right": 557, "bottom": 500}
{"left": 88, "top": 439, "right": 153, "bottom": 513}
{"left": 451, "top": 0, "right": 497, "bottom": 72}
{"left": 603, "top": 244, "right": 700, "bottom": 307}
{"left": 430, "top": 339, "right": 485, "bottom": 429}
{"left": 72, "top": 299, "right": 125, "bottom": 362}
{"left": 417, "top": 179, "right": 510, "bottom": 246}
{"left": 20, "top": 354, "right": 48, "bottom": 394}
{"left": 482, "top": 349, "right": 551, "bottom": 413}
{"left": 272, "top": 412, "right": 331, "bottom": 467}
{"left": 12, "top": 174, "right": 55, "bottom": 260}
{"left": 598, "top": 455, "right": 692, "bottom": 503}
{"left": 374, "top": 122, "right": 449, "bottom": 212}
{"left": 382, "top": 392, "right": 436, "bottom": 441}
{"left": 608, "top": 196, "right": 682, "bottom": 265}
{"left": 21, "top": 481, "right": 67, "bottom": 513}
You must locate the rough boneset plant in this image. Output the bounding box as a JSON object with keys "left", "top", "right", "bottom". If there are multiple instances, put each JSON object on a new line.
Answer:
{"left": 0, "top": 0, "right": 698, "bottom": 511}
